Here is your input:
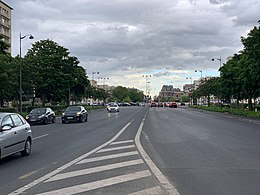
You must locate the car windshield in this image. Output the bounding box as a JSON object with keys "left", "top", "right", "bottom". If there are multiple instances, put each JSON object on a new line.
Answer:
{"left": 66, "top": 107, "right": 81, "bottom": 112}
{"left": 109, "top": 104, "right": 117, "bottom": 107}
{"left": 30, "top": 108, "right": 46, "bottom": 114}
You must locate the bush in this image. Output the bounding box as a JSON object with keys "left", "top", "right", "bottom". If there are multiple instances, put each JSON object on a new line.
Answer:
{"left": 191, "top": 105, "right": 260, "bottom": 118}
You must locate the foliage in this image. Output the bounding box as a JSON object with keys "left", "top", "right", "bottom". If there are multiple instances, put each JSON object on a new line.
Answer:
{"left": 111, "top": 86, "right": 144, "bottom": 102}
{"left": 23, "top": 39, "right": 90, "bottom": 106}
{"left": 191, "top": 105, "right": 260, "bottom": 118}
{"left": 0, "top": 55, "right": 18, "bottom": 106}
{"left": 193, "top": 22, "right": 260, "bottom": 111}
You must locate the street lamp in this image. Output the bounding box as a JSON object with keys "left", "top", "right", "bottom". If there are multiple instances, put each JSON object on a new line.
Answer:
{"left": 211, "top": 56, "right": 222, "bottom": 68}
{"left": 92, "top": 71, "right": 99, "bottom": 80}
{"left": 19, "top": 33, "right": 34, "bottom": 113}
{"left": 195, "top": 69, "right": 202, "bottom": 78}
{"left": 142, "top": 75, "right": 152, "bottom": 96}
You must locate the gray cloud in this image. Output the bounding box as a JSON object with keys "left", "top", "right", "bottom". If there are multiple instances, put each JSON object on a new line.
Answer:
{"left": 8, "top": 0, "right": 259, "bottom": 94}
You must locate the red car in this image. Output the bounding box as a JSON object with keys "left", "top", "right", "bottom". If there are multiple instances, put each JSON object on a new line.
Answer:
{"left": 169, "top": 102, "right": 177, "bottom": 108}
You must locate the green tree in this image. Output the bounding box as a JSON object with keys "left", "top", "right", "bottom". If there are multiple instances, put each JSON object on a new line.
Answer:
{"left": 111, "top": 86, "right": 129, "bottom": 102}
{"left": 239, "top": 22, "right": 260, "bottom": 110}
{"left": 0, "top": 55, "right": 17, "bottom": 106}
{"left": 24, "top": 39, "right": 90, "bottom": 106}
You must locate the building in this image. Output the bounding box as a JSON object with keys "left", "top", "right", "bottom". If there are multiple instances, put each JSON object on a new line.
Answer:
{"left": 0, "top": 1, "right": 12, "bottom": 54}
{"left": 183, "top": 84, "right": 194, "bottom": 92}
{"left": 159, "top": 85, "right": 181, "bottom": 99}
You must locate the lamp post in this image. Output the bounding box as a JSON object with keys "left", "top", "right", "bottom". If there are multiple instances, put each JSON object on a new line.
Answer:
{"left": 142, "top": 75, "right": 152, "bottom": 102}
{"left": 92, "top": 71, "right": 99, "bottom": 81}
{"left": 19, "top": 33, "right": 34, "bottom": 113}
{"left": 211, "top": 56, "right": 222, "bottom": 68}
{"left": 195, "top": 69, "right": 202, "bottom": 78}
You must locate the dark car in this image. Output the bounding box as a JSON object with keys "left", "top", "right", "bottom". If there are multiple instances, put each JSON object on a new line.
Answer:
{"left": 26, "top": 107, "right": 56, "bottom": 125}
{"left": 62, "top": 106, "right": 88, "bottom": 124}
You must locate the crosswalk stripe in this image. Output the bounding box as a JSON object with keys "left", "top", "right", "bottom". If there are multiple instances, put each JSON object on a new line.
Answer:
{"left": 77, "top": 151, "right": 139, "bottom": 164}
{"left": 45, "top": 159, "right": 144, "bottom": 182}
{"left": 36, "top": 170, "right": 152, "bottom": 195}
{"left": 126, "top": 186, "right": 163, "bottom": 195}
{"left": 97, "top": 145, "right": 135, "bottom": 153}
{"left": 110, "top": 140, "right": 134, "bottom": 145}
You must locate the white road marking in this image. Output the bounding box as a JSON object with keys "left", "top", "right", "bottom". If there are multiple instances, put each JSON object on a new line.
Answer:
{"left": 36, "top": 170, "right": 151, "bottom": 195}
{"left": 76, "top": 151, "right": 139, "bottom": 164}
{"left": 135, "top": 112, "right": 180, "bottom": 195}
{"left": 126, "top": 186, "right": 163, "bottom": 195}
{"left": 45, "top": 159, "right": 144, "bottom": 182}
{"left": 9, "top": 122, "right": 132, "bottom": 195}
{"left": 110, "top": 140, "right": 134, "bottom": 145}
{"left": 97, "top": 145, "right": 135, "bottom": 153}
{"left": 33, "top": 134, "right": 48, "bottom": 140}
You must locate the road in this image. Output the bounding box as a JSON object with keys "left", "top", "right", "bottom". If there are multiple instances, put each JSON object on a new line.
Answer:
{"left": 0, "top": 106, "right": 260, "bottom": 195}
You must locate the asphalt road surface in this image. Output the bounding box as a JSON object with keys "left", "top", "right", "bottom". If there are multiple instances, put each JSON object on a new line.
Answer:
{"left": 1, "top": 106, "right": 259, "bottom": 195}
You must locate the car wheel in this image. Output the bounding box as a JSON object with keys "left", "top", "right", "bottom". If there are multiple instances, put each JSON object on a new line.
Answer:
{"left": 43, "top": 117, "right": 47, "bottom": 125}
{"left": 52, "top": 116, "right": 56, "bottom": 123}
{"left": 79, "top": 116, "right": 84, "bottom": 123}
{"left": 21, "top": 138, "right": 31, "bottom": 156}
{"left": 85, "top": 115, "right": 88, "bottom": 122}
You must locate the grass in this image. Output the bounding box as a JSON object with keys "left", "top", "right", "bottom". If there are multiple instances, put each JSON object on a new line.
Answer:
{"left": 191, "top": 105, "right": 260, "bottom": 118}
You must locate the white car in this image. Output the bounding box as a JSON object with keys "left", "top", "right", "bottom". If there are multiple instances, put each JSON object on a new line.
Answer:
{"left": 0, "top": 113, "right": 32, "bottom": 159}
{"left": 107, "top": 103, "right": 120, "bottom": 112}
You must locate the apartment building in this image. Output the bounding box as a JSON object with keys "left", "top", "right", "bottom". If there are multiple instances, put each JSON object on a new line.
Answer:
{"left": 0, "top": 0, "right": 12, "bottom": 54}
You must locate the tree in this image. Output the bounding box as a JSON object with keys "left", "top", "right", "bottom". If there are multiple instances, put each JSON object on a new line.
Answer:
{"left": 111, "top": 86, "right": 129, "bottom": 102}
{"left": 24, "top": 39, "right": 90, "bottom": 106}
{"left": 239, "top": 22, "right": 260, "bottom": 110}
{"left": 0, "top": 55, "right": 17, "bottom": 107}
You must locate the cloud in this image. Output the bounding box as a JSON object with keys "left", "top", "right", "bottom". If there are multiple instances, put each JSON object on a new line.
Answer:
{"left": 8, "top": 0, "right": 259, "bottom": 96}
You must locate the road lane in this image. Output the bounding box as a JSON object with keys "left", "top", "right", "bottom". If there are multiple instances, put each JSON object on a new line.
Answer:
{"left": 0, "top": 107, "right": 146, "bottom": 194}
{"left": 142, "top": 107, "right": 260, "bottom": 195}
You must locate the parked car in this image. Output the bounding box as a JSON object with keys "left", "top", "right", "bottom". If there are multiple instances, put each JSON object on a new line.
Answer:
{"left": 169, "top": 102, "right": 178, "bottom": 108}
{"left": 26, "top": 107, "right": 56, "bottom": 125}
{"left": 0, "top": 112, "right": 32, "bottom": 159}
{"left": 62, "top": 106, "right": 88, "bottom": 123}
{"left": 180, "top": 102, "right": 186, "bottom": 106}
{"left": 107, "top": 103, "right": 120, "bottom": 112}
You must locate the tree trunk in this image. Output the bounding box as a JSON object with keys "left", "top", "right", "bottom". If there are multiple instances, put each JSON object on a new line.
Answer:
{"left": 41, "top": 94, "right": 46, "bottom": 107}
{"left": 248, "top": 97, "right": 253, "bottom": 111}
{"left": 0, "top": 99, "right": 4, "bottom": 107}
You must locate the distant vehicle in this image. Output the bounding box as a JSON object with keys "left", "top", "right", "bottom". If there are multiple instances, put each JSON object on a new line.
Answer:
{"left": 150, "top": 102, "right": 157, "bottom": 107}
{"left": 139, "top": 102, "right": 146, "bottom": 106}
{"left": 107, "top": 103, "right": 120, "bottom": 112}
{"left": 62, "top": 106, "right": 88, "bottom": 123}
{"left": 169, "top": 102, "right": 178, "bottom": 108}
{"left": 157, "top": 102, "right": 164, "bottom": 107}
{"left": 26, "top": 107, "right": 55, "bottom": 125}
{"left": 0, "top": 112, "right": 32, "bottom": 159}
{"left": 180, "top": 102, "right": 185, "bottom": 106}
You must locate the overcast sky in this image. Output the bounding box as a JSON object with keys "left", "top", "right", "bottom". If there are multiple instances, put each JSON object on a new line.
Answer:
{"left": 8, "top": 0, "right": 260, "bottom": 97}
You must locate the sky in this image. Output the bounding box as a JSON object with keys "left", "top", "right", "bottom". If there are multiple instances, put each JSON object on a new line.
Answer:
{"left": 7, "top": 0, "right": 260, "bottom": 97}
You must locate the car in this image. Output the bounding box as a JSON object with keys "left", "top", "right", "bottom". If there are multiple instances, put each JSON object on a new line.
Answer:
{"left": 26, "top": 107, "right": 56, "bottom": 125}
{"left": 150, "top": 102, "right": 157, "bottom": 107}
{"left": 169, "top": 102, "right": 178, "bottom": 108}
{"left": 62, "top": 106, "right": 88, "bottom": 123}
{"left": 107, "top": 103, "right": 120, "bottom": 112}
{"left": 180, "top": 102, "right": 185, "bottom": 106}
{"left": 0, "top": 112, "right": 32, "bottom": 159}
